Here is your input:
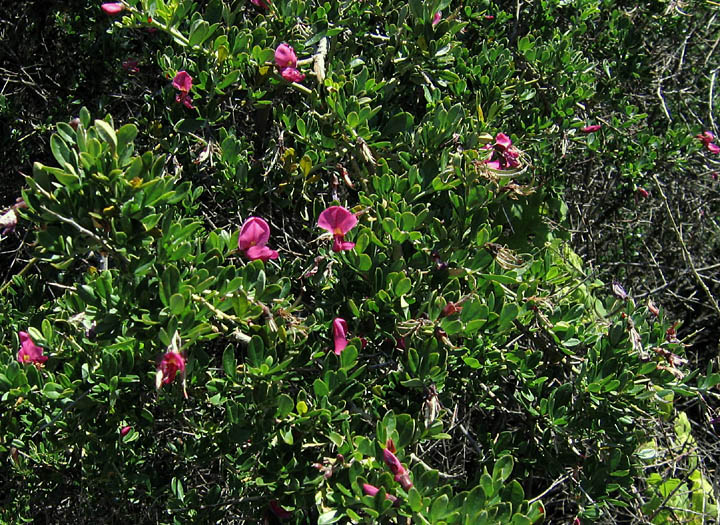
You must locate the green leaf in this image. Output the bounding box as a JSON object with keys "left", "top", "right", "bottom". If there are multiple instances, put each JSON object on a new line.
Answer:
{"left": 409, "top": 488, "right": 423, "bottom": 512}
{"left": 42, "top": 382, "right": 64, "bottom": 400}
{"left": 394, "top": 277, "right": 412, "bottom": 296}
{"left": 94, "top": 119, "right": 117, "bottom": 152}
{"left": 276, "top": 394, "right": 294, "bottom": 418}
{"left": 222, "top": 346, "right": 236, "bottom": 379}
{"left": 313, "top": 378, "right": 329, "bottom": 398}
{"left": 50, "top": 134, "right": 71, "bottom": 166}
{"left": 169, "top": 293, "right": 186, "bottom": 316}
{"left": 318, "top": 510, "right": 341, "bottom": 524}
{"left": 357, "top": 254, "right": 372, "bottom": 271}
{"left": 493, "top": 455, "right": 514, "bottom": 483}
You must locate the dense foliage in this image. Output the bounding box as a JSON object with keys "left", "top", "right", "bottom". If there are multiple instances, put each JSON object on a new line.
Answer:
{"left": 1, "top": 0, "right": 719, "bottom": 523}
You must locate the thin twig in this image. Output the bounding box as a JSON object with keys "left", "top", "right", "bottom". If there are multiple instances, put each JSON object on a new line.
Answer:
{"left": 651, "top": 174, "right": 720, "bottom": 319}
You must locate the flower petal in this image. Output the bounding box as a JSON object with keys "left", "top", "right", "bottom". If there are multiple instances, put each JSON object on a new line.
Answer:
{"left": 275, "top": 44, "right": 297, "bottom": 70}
{"left": 245, "top": 245, "right": 279, "bottom": 261}
{"left": 318, "top": 206, "right": 357, "bottom": 234}
{"left": 333, "top": 318, "right": 349, "bottom": 355}
{"left": 238, "top": 217, "right": 271, "bottom": 251}
{"left": 172, "top": 71, "right": 193, "bottom": 93}
{"left": 280, "top": 67, "right": 306, "bottom": 83}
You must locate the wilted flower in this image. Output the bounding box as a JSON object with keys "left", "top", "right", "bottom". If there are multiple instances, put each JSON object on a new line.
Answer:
{"left": 382, "top": 447, "right": 413, "bottom": 490}
{"left": 362, "top": 483, "right": 398, "bottom": 504}
{"left": 17, "top": 331, "right": 48, "bottom": 366}
{"left": 441, "top": 302, "right": 463, "bottom": 317}
{"left": 172, "top": 71, "right": 194, "bottom": 109}
{"left": 581, "top": 124, "right": 602, "bottom": 133}
{"left": 484, "top": 132, "right": 520, "bottom": 170}
{"left": 611, "top": 281, "right": 628, "bottom": 300}
{"left": 122, "top": 58, "right": 139, "bottom": 73}
{"left": 647, "top": 299, "right": 659, "bottom": 317}
{"left": 432, "top": 12, "right": 442, "bottom": 26}
{"left": 332, "top": 318, "right": 349, "bottom": 355}
{"left": 318, "top": 206, "right": 357, "bottom": 252}
{"left": 1, "top": 198, "right": 27, "bottom": 235}
{"left": 120, "top": 425, "right": 132, "bottom": 437}
{"left": 101, "top": 2, "right": 124, "bottom": 15}
{"left": 0, "top": 208, "right": 18, "bottom": 235}
{"left": 697, "top": 131, "right": 720, "bottom": 154}
{"left": 269, "top": 501, "right": 292, "bottom": 519}
{"left": 237, "top": 217, "right": 279, "bottom": 261}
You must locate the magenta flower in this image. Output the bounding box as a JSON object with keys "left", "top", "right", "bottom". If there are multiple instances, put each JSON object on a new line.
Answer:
{"left": 281, "top": 67, "right": 306, "bottom": 82}
{"left": 17, "top": 331, "right": 48, "bottom": 366}
{"left": 120, "top": 425, "right": 132, "bottom": 437}
{"left": 362, "top": 483, "right": 398, "bottom": 504}
{"left": 101, "top": 2, "right": 124, "bottom": 15}
{"left": 275, "top": 44, "right": 297, "bottom": 69}
{"left": 636, "top": 188, "right": 649, "bottom": 199}
{"left": 318, "top": 206, "right": 357, "bottom": 252}
{"left": 275, "top": 44, "right": 306, "bottom": 83}
{"left": 697, "top": 131, "right": 720, "bottom": 154}
{"left": 251, "top": 0, "right": 270, "bottom": 8}
{"left": 237, "top": 217, "right": 279, "bottom": 261}
{"left": 382, "top": 448, "right": 413, "bottom": 490}
{"left": 484, "top": 133, "right": 520, "bottom": 170}
{"left": 122, "top": 58, "right": 139, "bottom": 74}
{"left": 581, "top": 124, "right": 602, "bottom": 133}
{"left": 332, "top": 318, "right": 349, "bottom": 355}
{"left": 432, "top": 11, "right": 442, "bottom": 26}
{"left": 172, "top": 71, "right": 194, "bottom": 109}
{"left": 157, "top": 351, "right": 185, "bottom": 385}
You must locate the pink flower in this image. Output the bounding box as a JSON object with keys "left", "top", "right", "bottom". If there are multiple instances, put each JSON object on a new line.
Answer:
{"left": 269, "top": 501, "right": 292, "bottom": 519}
{"left": 122, "top": 58, "right": 139, "bottom": 74}
{"left": 382, "top": 448, "right": 413, "bottom": 490}
{"left": 251, "top": 0, "right": 270, "bottom": 9}
{"left": 697, "top": 131, "right": 715, "bottom": 144}
{"left": 17, "top": 331, "right": 48, "bottom": 366}
{"left": 581, "top": 124, "right": 602, "bottom": 133}
{"left": 432, "top": 12, "right": 442, "bottom": 26}
{"left": 281, "top": 67, "right": 306, "bottom": 82}
{"left": 158, "top": 351, "right": 185, "bottom": 385}
{"left": 484, "top": 133, "right": 520, "bottom": 170}
{"left": 332, "top": 318, "right": 349, "bottom": 355}
{"left": 484, "top": 15, "right": 495, "bottom": 20}
{"left": 275, "top": 44, "right": 298, "bottom": 70}
{"left": 275, "top": 44, "right": 305, "bottom": 83}
{"left": 696, "top": 132, "right": 720, "bottom": 154}
{"left": 318, "top": 206, "right": 357, "bottom": 252}
{"left": 120, "top": 425, "right": 132, "bottom": 437}
{"left": 362, "top": 483, "right": 398, "bottom": 504}
{"left": 237, "top": 217, "right": 279, "bottom": 261}
{"left": 101, "top": 3, "right": 124, "bottom": 15}
{"left": 172, "top": 71, "right": 194, "bottom": 109}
